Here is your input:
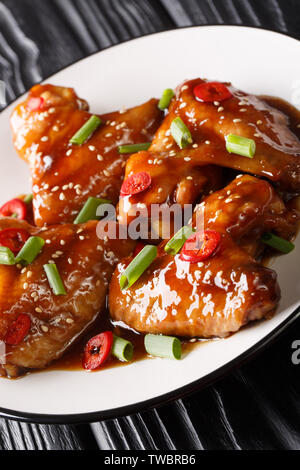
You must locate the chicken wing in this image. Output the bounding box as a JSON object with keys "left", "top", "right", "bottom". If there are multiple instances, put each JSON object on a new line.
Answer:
{"left": 0, "top": 218, "right": 134, "bottom": 377}
{"left": 109, "top": 176, "right": 298, "bottom": 338}
{"left": 118, "top": 78, "right": 300, "bottom": 226}
{"left": 11, "top": 84, "right": 163, "bottom": 226}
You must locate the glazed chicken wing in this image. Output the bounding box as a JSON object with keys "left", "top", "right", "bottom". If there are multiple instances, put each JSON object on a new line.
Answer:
{"left": 118, "top": 78, "right": 300, "bottom": 225}
{"left": 109, "top": 176, "right": 298, "bottom": 338}
{"left": 0, "top": 218, "right": 134, "bottom": 377}
{"left": 11, "top": 84, "right": 163, "bottom": 226}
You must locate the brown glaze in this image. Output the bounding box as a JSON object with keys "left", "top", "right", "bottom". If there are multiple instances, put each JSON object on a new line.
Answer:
{"left": 118, "top": 79, "right": 300, "bottom": 227}
{"left": 0, "top": 218, "right": 135, "bottom": 377}
{"left": 11, "top": 84, "right": 163, "bottom": 226}
{"left": 109, "top": 175, "right": 299, "bottom": 338}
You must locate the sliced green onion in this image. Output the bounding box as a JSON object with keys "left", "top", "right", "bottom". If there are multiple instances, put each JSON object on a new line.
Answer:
{"left": 261, "top": 232, "right": 295, "bottom": 254}
{"left": 164, "top": 226, "right": 194, "bottom": 255}
{"left": 226, "top": 134, "right": 256, "bottom": 158}
{"left": 44, "top": 263, "right": 67, "bottom": 295}
{"left": 70, "top": 115, "right": 102, "bottom": 145}
{"left": 112, "top": 335, "right": 133, "bottom": 362}
{"left": 120, "top": 245, "right": 157, "bottom": 290}
{"left": 158, "top": 88, "right": 175, "bottom": 110}
{"left": 145, "top": 334, "right": 182, "bottom": 360}
{"left": 15, "top": 236, "right": 45, "bottom": 265}
{"left": 118, "top": 143, "right": 151, "bottom": 154}
{"left": 11, "top": 213, "right": 18, "bottom": 218}
{"left": 23, "top": 194, "right": 33, "bottom": 205}
{"left": 170, "top": 117, "right": 193, "bottom": 149}
{"left": 0, "top": 247, "right": 15, "bottom": 265}
{"left": 74, "top": 197, "right": 112, "bottom": 224}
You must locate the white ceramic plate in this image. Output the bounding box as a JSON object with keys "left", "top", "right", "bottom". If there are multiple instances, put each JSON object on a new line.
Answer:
{"left": 0, "top": 26, "right": 299, "bottom": 423}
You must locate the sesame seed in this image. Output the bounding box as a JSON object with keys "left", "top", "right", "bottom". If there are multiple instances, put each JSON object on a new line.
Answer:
{"left": 192, "top": 143, "right": 199, "bottom": 148}
{"left": 23, "top": 283, "right": 29, "bottom": 289}
{"left": 297, "top": 123, "right": 300, "bottom": 128}
{"left": 184, "top": 157, "right": 191, "bottom": 161}
{"left": 198, "top": 262, "right": 204, "bottom": 268}
{"left": 41, "top": 136, "right": 49, "bottom": 142}
{"left": 233, "top": 118, "right": 242, "bottom": 123}
{"left": 205, "top": 140, "right": 211, "bottom": 145}
{"left": 166, "top": 143, "right": 172, "bottom": 149}
{"left": 53, "top": 126, "right": 59, "bottom": 132}
{"left": 181, "top": 85, "right": 188, "bottom": 91}
{"left": 119, "top": 107, "right": 127, "bottom": 114}
{"left": 59, "top": 193, "right": 65, "bottom": 201}
{"left": 254, "top": 133, "right": 260, "bottom": 137}
{"left": 56, "top": 251, "right": 63, "bottom": 256}
{"left": 105, "top": 133, "right": 112, "bottom": 138}
{"left": 103, "top": 170, "right": 110, "bottom": 177}
{"left": 79, "top": 236, "right": 85, "bottom": 241}
{"left": 97, "top": 154, "right": 103, "bottom": 161}
{"left": 68, "top": 258, "right": 72, "bottom": 264}
{"left": 89, "top": 145, "right": 96, "bottom": 151}
{"left": 77, "top": 228, "right": 83, "bottom": 234}
{"left": 48, "top": 260, "right": 55, "bottom": 264}
{"left": 52, "top": 186, "right": 59, "bottom": 192}
{"left": 69, "top": 183, "right": 74, "bottom": 189}
{"left": 225, "top": 197, "right": 233, "bottom": 203}
{"left": 60, "top": 240, "right": 65, "bottom": 246}
{"left": 239, "top": 108, "right": 247, "bottom": 112}
{"left": 52, "top": 254, "right": 59, "bottom": 259}
{"left": 27, "top": 271, "right": 33, "bottom": 279}
{"left": 63, "top": 185, "right": 69, "bottom": 191}
{"left": 97, "top": 245, "right": 103, "bottom": 251}
{"left": 214, "top": 101, "right": 220, "bottom": 106}
{"left": 76, "top": 189, "right": 82, "bottom": 195}
{"left": 49, "top": 108, "right": 55, "bottom": 114}
{"left": 35, "top": 307, "right": 42, "bottom": 313}
{"left": 66, "top": 318, "right": 74, "bottom": 324}
{"left": 16, "top": 264, "right": 22, "bottom": 269}
{"left": 44, "top": 184, "right": 49, "bottom": 190}
{"left": 41, "top": 325, "right": 49, "bottom": 333}
{"left": 158, "top": 188, "right": 163, "bottom": 193}
{"left": 217, "top": 106, "right": 224, "bottom": 112}
{"left": 46, "top": 239, "right": 51, "bottom": 244}
{"left": 74, "top": 184, "right": 81, "bottom": 189}
{"left": 179, "top": 102, "right": 187, "bottom": 109}
{"left": 110, "top": 121, "right": 116, "bottom": 126}
{"left": 21, "top": 267, "right": 27, "bottom": 274}
{"left": 187, "top": 176, "right": 193, "bottom": 180}
{"left": 256, "top": 120, "right": 263, "bottom": 125}
{"left": 66, "top": 149, "right": 72, "bottom": 156}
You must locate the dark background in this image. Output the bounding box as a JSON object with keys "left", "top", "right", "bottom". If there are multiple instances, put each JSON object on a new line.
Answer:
{"left": 0, "top": 0, "right": 300, "bottom": 450}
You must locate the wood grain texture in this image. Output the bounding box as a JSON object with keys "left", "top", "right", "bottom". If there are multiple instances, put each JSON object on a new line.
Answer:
{"left": 0, "top": 0, "right": 300, "bottom": 451}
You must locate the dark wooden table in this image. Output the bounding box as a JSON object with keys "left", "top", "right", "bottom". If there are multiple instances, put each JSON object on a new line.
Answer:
{"left": 0, "top": 0, "right": 299, "bottom": 451}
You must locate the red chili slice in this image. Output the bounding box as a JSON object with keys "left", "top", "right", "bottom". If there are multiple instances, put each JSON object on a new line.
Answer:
{"left": 27, "top": 96, "right": 44, "bottom": 112}
{"left": 193, "top": 82, "right": 232, "bottom": 103}
{"left": 5, "top": 314, "right": 31, "bottom": 346}
{"left": 0, "top": 198, "right": 27, "bottom": 220}
{"left": 133, "top": 242, "right": 146, "bottom": 258}
{"left": 120, "top": 172, "right": 151, "bottom": 197}
{"left": 82, "top": 331, "right": 114, "bottom": 371}
{"left": 180, "top": 230, "right": 221, "bottom": 263}
{"left": 0, "top": 228, "right": 30, "bottom": 255}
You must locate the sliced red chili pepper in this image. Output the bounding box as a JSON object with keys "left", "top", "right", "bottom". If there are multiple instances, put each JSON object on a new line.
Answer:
{"left": 0, "top": 228, "right": 30, "bottom": 255}
{"left": 120, "top": 172, "right": 151, "bottom": 197}
{"left": 82, "top": 331, "right": 113, "bottom": 371}
{"left": 0, "top": 198, "right": 27, "bottom": 220}
{"left": 27, "top": 96, "right": 44, "bottom": 112}
{"left": 133, "top": 242, "right": 146, "bottom": 258}
{"left": 193, "top": 82, "right": 232, "bottom": 103}
{"left": 5, "top": 314, "right": 31, "bottom": 346}
{"left": 180, "top": 230, "right": 221, "bottom": 263}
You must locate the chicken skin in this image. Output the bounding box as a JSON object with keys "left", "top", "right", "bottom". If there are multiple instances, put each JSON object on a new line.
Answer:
{"left": 118, "top": 78, "right": 300, "bottom": 226}
{"left": 0, "top": 218, "right": 135, "bottom": 377}
{"left": 109, "top": 176, "right": 298, "bottom": 338}
{"left": 11, "top": 84, "right": 163, "bottom": 226}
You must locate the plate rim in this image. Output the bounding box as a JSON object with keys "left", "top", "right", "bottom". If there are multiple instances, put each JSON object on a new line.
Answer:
{"left": 0, "top": 23, "right": 299, "bottom": 424}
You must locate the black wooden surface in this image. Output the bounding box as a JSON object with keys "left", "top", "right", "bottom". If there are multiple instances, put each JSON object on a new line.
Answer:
{"left": 0, "top": 0, "right": 299, "bottom": 451}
